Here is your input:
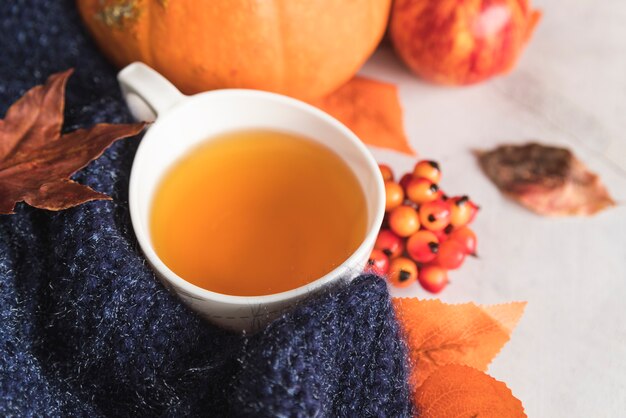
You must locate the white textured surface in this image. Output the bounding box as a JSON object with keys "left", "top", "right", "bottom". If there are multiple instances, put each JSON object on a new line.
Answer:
{"left": 360, "top": 1, "right": 626, "bottom": 416}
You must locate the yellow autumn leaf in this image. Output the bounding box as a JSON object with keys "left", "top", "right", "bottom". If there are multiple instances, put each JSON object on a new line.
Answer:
{"left": 415, "top": 364, "right": 526, "bottom": 418}
{"left": 392, "top": 298, "right": 526, "bottom": 388}
{"left": 310, "top": 76, "right": 415, "bottom": 155}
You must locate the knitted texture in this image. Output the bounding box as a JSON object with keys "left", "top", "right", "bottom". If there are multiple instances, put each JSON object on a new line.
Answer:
{"left": 0, "top": 1, "right": 413, "bottom": 416}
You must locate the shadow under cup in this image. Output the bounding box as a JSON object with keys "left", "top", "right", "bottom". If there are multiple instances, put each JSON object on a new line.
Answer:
{"left": 128, "top": 89, "right": 384, "bottom": 331}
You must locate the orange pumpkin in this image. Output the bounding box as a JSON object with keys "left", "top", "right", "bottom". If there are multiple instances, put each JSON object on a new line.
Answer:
{"left": 77, "top": 0, "right": 391, "bottom": 100}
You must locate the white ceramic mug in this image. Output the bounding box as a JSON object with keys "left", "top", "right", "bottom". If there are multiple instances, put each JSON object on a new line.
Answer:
{"left": 118, "top": 62, "right": 385, "bottom": 332}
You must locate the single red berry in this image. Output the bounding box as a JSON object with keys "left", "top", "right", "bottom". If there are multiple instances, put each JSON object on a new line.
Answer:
{"left": 406, "top": 177, "right": 440, "bottom": 204}
{"left": 366, "top": 249, "right": 390, "bottom": 275}
{"left": 419, "top": 200, "right": 451, "bottom": 231}
{"left": 385, "top": 181, "right": 404, "bottom": 211}
{"left": 449, "top": 226, "right": 477, "bottom": 256}
{"left": 388, "top": 257, "right": 418, "bottom": 288}
{"left": 399, "top": 173, "right": 413, "bottom": 191}
{"left": 389, "top": 205, "right": 420, "bottom": 237}
{"left": 449, "top": 195, "right": 474, "bottom": 227}
{"left": 406, "top": 230, "right": 439, "bottom": 263}
{"left": 378, "top": 164, "right": 394, "bottom": 182}
{"left": 436, "top": 240, "right": 466, "bottom": 270}
{"left": 413, "top": 160, "right": 441, "bottom": 184}
{"left": 375, "top": 229, "right": 404, "bottom": 259}
{"left": 418, "top": 265, "right": 449, "bottom": 294}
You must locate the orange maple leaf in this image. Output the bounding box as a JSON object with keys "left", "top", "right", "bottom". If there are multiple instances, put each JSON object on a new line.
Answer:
{"left": 310, "top": 76, "right": 415, "bottom": 155}
{"left": 415, "top": 364, "right": 526, "bottom": 418}
{"left": 392, "top": 298, "right": 526, "bottom": 388}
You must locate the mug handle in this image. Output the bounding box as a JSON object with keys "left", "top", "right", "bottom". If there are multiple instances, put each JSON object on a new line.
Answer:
{"left": 117, "top": 62, "right": 186, "bottom": 122}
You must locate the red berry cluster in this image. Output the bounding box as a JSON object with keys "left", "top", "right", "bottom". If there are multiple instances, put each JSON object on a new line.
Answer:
{"left": 367, "top": 161, "right": 479, "bottom": 293}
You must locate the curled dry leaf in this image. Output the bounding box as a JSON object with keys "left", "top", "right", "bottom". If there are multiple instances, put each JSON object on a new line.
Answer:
{"left": 477, "top": 143, "right": 616, "bottom": 216}
{"left": 310, "top": 76, "right": 415, "bottom": 155}
{"left": 0, "top": 69, "right": 145, "bottom": 214}
{"left": 392, "top": 298, "right": 526, "bottom": 389}
{"left": 415, "top": 364, "right": 526, "bottom": 418}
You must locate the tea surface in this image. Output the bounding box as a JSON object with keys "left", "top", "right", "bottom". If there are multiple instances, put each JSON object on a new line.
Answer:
{"left": 150, "top": 130, "right": 367, "bottom": 296}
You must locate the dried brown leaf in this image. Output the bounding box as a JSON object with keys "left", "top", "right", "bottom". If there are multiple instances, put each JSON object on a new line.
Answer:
{"left": 477, "top": 143, "right": 615, "bottom": 216}
{"left": 0, "top": 70, "right": 145, "bottom": 214}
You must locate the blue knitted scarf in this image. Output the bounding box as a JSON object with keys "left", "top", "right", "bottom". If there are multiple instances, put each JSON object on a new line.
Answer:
{"left": 0, "top": 1, "right": 413, "bottom": 416}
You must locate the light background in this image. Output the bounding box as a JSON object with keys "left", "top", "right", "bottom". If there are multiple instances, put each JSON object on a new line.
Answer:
{"left": 361, "top": 1, "right": 626, "bottom": 416}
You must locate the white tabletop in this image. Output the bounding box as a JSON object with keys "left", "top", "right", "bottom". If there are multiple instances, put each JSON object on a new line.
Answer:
{"left": 360, "top": 1, "right": 626, "bottom": 416}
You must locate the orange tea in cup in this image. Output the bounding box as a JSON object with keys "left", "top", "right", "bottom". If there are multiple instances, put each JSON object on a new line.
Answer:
{"left": 150, "top": 129, "right": 367, "bottom": 296}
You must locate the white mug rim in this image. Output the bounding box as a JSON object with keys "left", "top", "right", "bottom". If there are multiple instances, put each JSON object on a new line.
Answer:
{"left": 129, "top": 88, "right": 385, "bottom": 307}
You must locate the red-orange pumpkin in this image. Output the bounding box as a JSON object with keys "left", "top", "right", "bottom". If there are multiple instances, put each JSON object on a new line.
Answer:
{"left": 77, "top": 0, "right": 391, "bottom": 100}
